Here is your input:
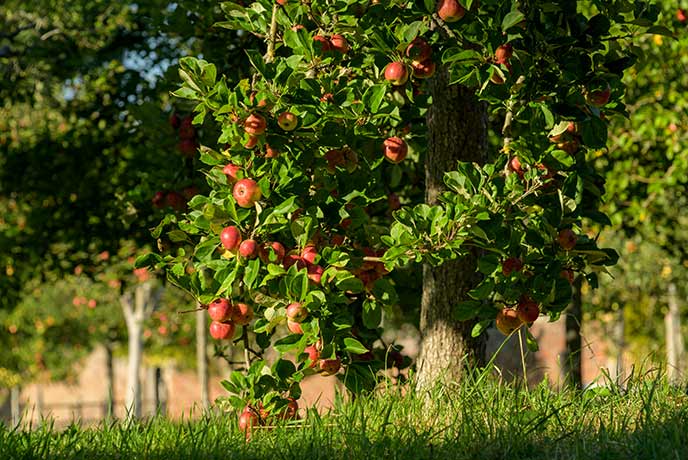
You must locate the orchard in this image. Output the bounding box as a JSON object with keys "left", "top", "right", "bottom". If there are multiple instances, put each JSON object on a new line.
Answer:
{"left": 136, "top": 0, "right": 664, "bottom": 432}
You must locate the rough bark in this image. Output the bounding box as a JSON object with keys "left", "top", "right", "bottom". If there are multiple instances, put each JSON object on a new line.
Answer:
{"left": 665, "top": 283, "right": 684, "bottom": 384}
{"left": 563, "top": 276, "right": 582, "bottom": 388}
{"left": 196, "top": 307, "right": 210, "bottom": 408}
{"left": 415, "top": 67, "right": 488, "bottom": 390}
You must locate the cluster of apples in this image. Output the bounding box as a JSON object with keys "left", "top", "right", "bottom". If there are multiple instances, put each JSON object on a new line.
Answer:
{"left": 384, "top": 37, "right": 436, "bottom": 87}
{"left": 206, "top": 298, "right": 254, "bottom": 340}
{"left": 238, "top": 397, "right": 299, "bottom": 438}
{"left": 169, "top": 113, "right": 199, "bottom": 158}
{"left": 312, "top": 33, "right": 350, "bottom": 55}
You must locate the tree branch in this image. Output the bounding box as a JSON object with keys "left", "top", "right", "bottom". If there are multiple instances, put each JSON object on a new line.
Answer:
{"left": 265, "top": 3, "right": 279, "bottom": 64}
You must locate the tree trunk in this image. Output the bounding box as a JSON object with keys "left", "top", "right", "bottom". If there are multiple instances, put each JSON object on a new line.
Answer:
{"left": 104, "top": 341, "right": 115, "bottom": 418}
{"left": 563, "top": 276, "right": 582, "bottom": 388}
{"left": 665, "top": 283, "right": 684, "bottom": 384}
{"left": 121, "top": 282, "right": 159, "bottom": 419}
{"left": 196, "top": 307, "right": 210, "bottom": 408}
{"left": 415, "top": 68, "right": 488, "bottom": 390}
{"left": 611, "top": 307, "right": 626, "bottom": 385}
{"left": 10, "top": 386, "right": 20, "bottom": 428}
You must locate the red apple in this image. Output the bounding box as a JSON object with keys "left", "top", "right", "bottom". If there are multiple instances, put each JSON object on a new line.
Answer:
{"left": 313, "top": 35, "right": 332, "bottom": 53}
{"left": 281, "top": 398, "right": 299, "bottom": 420}
{"left": 221, "top": 225, "right": 242, "bottom": 251}
{"left": 244, "top": 135, "right": 259, "bottom": 149}
{"left": 678, "top": 9, "right": 687, "bottom": 23}
{"left": 151, "top": 191, "right": 166, "bottom": 208}
{"left": 406, "top": 37, "right": 432, "bottom": 62}
{"left": 494, "top": 44, "right": 513, "bottom": 65}
{"left": 325, "top": 149, "right": 346, "bottom": 172}
{"left": 165, "top": 191, "right": 187, "bottom": 211}
{"left": 383, "top": 136, "right": 408, "bottom": 164}
{"left": 209, "top": 321, "right": 236, "bottom": 340}
{"left": 303, "top": 344, "right": 320, "bottom": 368}
{"left": 307, "top": 264, "right": 324, "bottom": 285}
{"left": 318, "top": 358, "right": 341, "bottom": 376}
{"left": 223, "top": 164, "right": 242, "bottom": 183}
{"left": 239, "top": 239, "right": 259, "bottom": 259}
{"left": 411, "top": 59, "right": 436, "bottom": 79}
{"left": 301, "top": 245, "right": 318, "bottom": 265}
{"left": 517, "top": 296, "right": 540, "bottom": 323}
{"left": 283, "top": 251, "right": 306, "bottom": 270}
{"left": 238, "top": 406, "right": 259, "bottom": 435}
{"left": 329, "top": 34, "right": 349, "bottom": 54}
{"left": 277, "top": 0, "right": 287, "bottom": 5}
{"left": 585, "top": 83, "right": 611, "bottom": 107}
{"left": 560, "top": 269, "right": 575, "bottom": 285}
{"left": 384, "top": 61, "right": 409, "bottom": 86}
{"left": 287, "top": 319, "right": 304, "bottom": 334}
{"left": 178, "top": 116, "right": 195, "bottom": 140}
{"left": 509, "top": 156, "right": 524, "bottom": 178}
{"left": 286, "top": 302, "right": 308, "bottom": 322}
{"left": 495, "top": 308, "right": 522, "bottom": 335}
{"left": 233, "top": 178, "right": 262, "bottom": 208}
{"left": 277, "top": 111, "right": 298, "bottom": 131}
{"left": 437, "top": 0, "right": 465, "bottom": 22}
{"left": 502, "top": 257, "right": 524, "bottom": 276}
{"left": 244, "top": 113, "right": 267, "bottom": 135}
{"left": 558, "top": 229, "right": 577, "bottom": 251}
{"left": 231, "top": 302, "right": 254, "bottom": 326}
{"left": 259, "top": 241, "right": 286, "bottom": 264}
{"left": 178, "top": 139, "right": 198, "bottom": 157}
{"left": 208, "top": 298, "right": 233, "bottom": 322}
{"left": 264, "top": 144, "right": 279, "bottom": 158}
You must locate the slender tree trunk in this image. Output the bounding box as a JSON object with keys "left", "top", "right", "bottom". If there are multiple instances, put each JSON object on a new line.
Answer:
{"left": 104, "top": 341, "right": 115, "bottom": 417}
{"left": 121, "top": 282, "right": 160, "bottom": 419}
{"left": 415, "top": 68, "right": 488, "bottom": 390}
{"left": 612, "top": 307, "right": 626, "bottom": 385}
{"left": 665, "top": 283, "right": 684, "bottom": 384}
{"left": 196, "top": 307, "right": 210, "bottom": 408}
{"left": 563, "top": 276, "right": 582, "bottom": 388}
{"left": 10, "top": 386, "right": 20, "bottom": 428}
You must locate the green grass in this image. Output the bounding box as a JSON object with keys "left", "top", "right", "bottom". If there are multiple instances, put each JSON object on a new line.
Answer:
{"left": 2, "top": 370, "right": 687, "bottom": 460}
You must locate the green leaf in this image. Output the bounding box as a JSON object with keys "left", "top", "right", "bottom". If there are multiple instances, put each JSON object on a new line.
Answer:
{"left": 134, "top": 253, "right": 162, "bottom": 269}
{"left": 478, "top": 254, "right": 499, "bottom": 275}
{"left": 502, "top": 11, "right": 525, "bottom": 31}
{"left": 468, "top": 279, "right": 495, "bottom": 300}
{"left": 471, "top": 320, "right": 491, "bottom": 337}
{"left": 362, "top": 84, "right": 387, "bottom": 114}
{"left": 362, "top": 299, "right": 382, "bottom": 329}
{"left": 454, "top": 300, "right": 482, "bottom": 321}
{"left": 343, "top": 338, "right": 369, "bottom": 355}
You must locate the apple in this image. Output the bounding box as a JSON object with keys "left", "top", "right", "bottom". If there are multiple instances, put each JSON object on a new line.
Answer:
{"left": 303, "top": 344, "right": 320, "bottom": 368}
{"left": 325, "top": 149, "right": 346, "bottom": 172}
{"left": 277, "top": 0, "right": 287, "bottom": 5}
{"left": 301, "top": 245, "right": 318, "bottom": 265}
{"left": 233, "top": 178, "right": 262, "bottom": 208}
{"left": 208, "top": 298, "right": 233, "bottom": 322}
{"left": 286, "top": 302, "right": 308, "bottom": 322}
{"left": 329, "top": 34, "right": 349, "bottom": 54}
{"left": 560, "top": 269, "right": 575, "bottom": 285}
{"left": 517, "top": 296, "right": 540, "bottom": 323}
{"left": 318, "top": 358, "right": 341, "bottom": 376}
{"left": 264, "top": 143, "right": 279, "bottom": 158}
{"left": 508, "top": 156, "right": 524, "bottom": 178}
{"left": 383, "top": 136, "right": 408, "bottom": 164}
{"left": 178, "top": 116, "right": 195, "bottom": 140}
{"left": 494, "top": 44, "right": 513, "bottom": 65}
{"left": 281, "top": 398, "right": 299, "bottom": 420}
{"left": 209, "top": 321, "right": 236, "bottom": 340}
{"left": 221, "top": 225, "right": 242, "bottom": 251}
{"left": 239, "top": 239, "right": 259, "bottom": 259}
{"left": 151, "top": 191, "right": 166, "bottom": 208}
{"left": 277, "top": 111, "right": 298, "bottom": 131}
{"left": 223, "top": 164, "right": 242, "bottom": 183}
{"left": 557, "top": 229, "right": 578, "bottom": 251}
{"left": 178, "top": 139, "right": 198, "bottom": 157}
{"left": 169, "top": 113, "right": 180, "bottom": 129}
{"left": 495, "top": 308, "right": 523, "bottom": 335}
{"left": 259, "top": 241, "right": 286, "bottom": 264}
{"left": 283, "top": 251, "right": 306, "bottom": 269}
{"left": 678, "top": 9, "right": 687, "bottom": 22}
{"left": 501, "top": 257, "right": 524, "bottom": 276}
{"left": 165, "top": 191, "right": 187, "bottom": 211}
{"left": 406, "top": 37, "right": 432, "bottom": 62}
{"left": 244, "top": 135, "right": 259, "bottom": 149}
{"left": 231, "top": 302, "right": 254, "bottom": 326}
{"left": 585, "top": 83, "right": 611, "bottom": 107}
{"left": 313, "top": 35, "right": 332, "bottom": 53}
{"left": 307, "top": 264, "right": 324, "bottom": 285}
{"left": 287, "top": 319, "right": 304, "bottom": 334}
{"left": 384, "top": 61, "right": 409, "bottom": 86}
{"left": 238, "top": 406, "right": 259, "bottom": 435}
{"left": 244, "top": 113, "right": 267, "bottom": 135}
{"left": 437, "top": 0, "right": 465, "bottom": 22}
{"left": 411, "top": 59, "right": 436, "bottom": 79}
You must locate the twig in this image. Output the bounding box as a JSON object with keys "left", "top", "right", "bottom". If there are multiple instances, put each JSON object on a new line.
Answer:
{"left": 177, "top": 306, "right": 206, "bottom": 314}
{"left": 265, "top": 3, "right": 279, "bottom": 63}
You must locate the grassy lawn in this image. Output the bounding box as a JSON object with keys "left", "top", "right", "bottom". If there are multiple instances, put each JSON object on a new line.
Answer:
{"left": 2, "top": 371, "right": 687, "bottom": 460}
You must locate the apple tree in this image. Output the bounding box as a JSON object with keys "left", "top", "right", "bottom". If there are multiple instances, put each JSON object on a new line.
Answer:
{"left": 144, "top": 0, "right": 661, "bottom": 427}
